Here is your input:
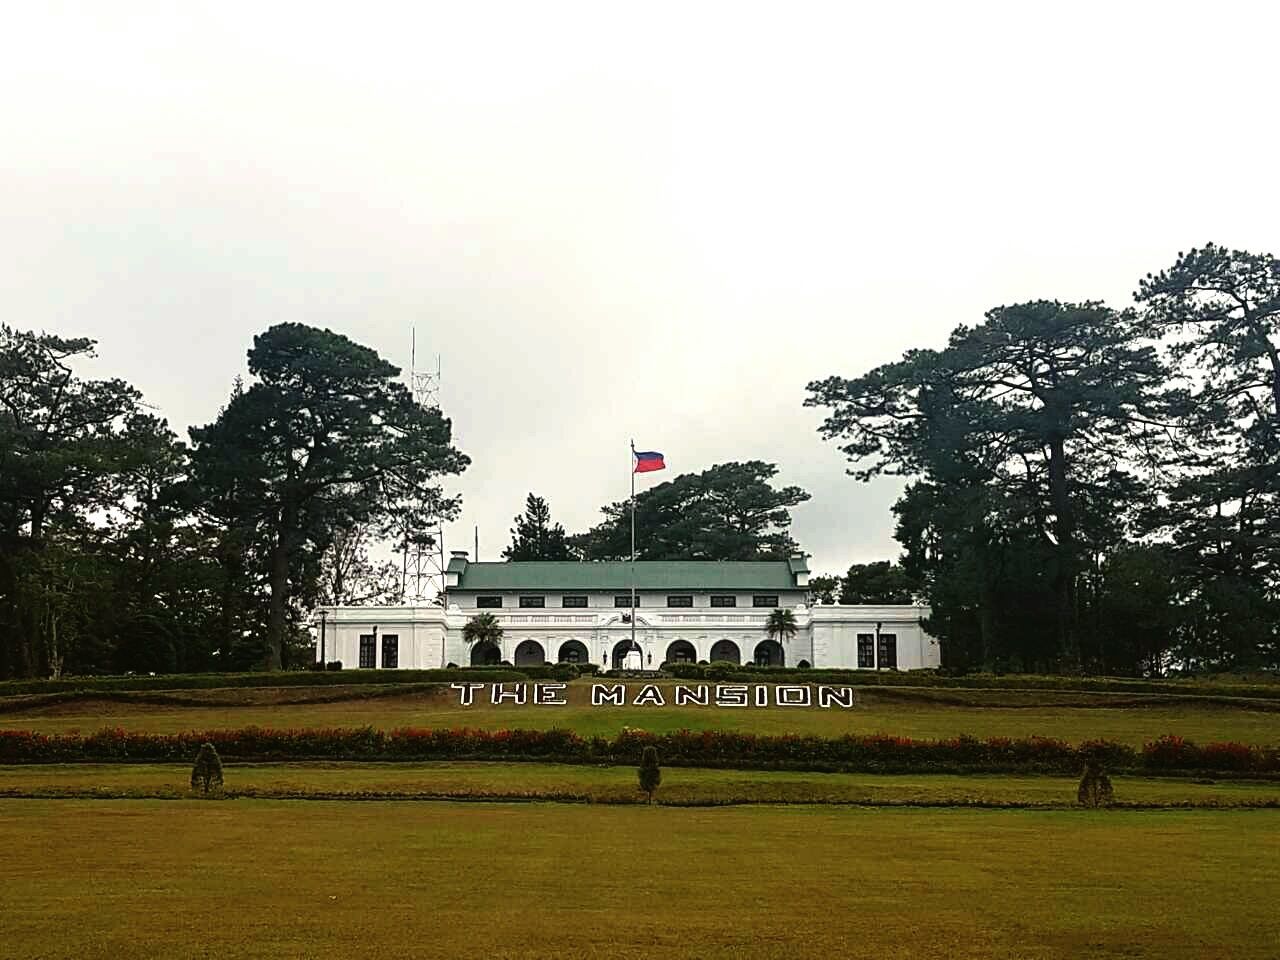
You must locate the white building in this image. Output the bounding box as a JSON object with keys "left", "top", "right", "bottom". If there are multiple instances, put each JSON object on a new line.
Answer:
{"left": 316, "top": 553, "right": 939, "bottom": 672}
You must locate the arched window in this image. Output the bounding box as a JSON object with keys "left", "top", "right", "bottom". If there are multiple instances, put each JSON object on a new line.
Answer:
{"left": 753, "top": 640, "right": 784, "bottom": 668}
{"left": 513, "top": 639, "right": 546, "bottom": 667}
{"left": 665, "top": 639, "right": 697, "bottom": 664}
{"left": 558, "top": 639, "right": 589, "bottom": 664}
{"left": 469, "top": 641, "right": 501, "bottom": 667}
{"left": 708, "top": 639, "right": 741, "bottom": 665}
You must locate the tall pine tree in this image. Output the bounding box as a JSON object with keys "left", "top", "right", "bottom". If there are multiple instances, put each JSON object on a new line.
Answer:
{"left": 502, "top": 494, "right": 575, "bottom": 561}
{"left": 189, "top": 324, "right": 468, "bottom": 669}
{"left": 808, "top": 301, "right": 1174, "bottom": 671}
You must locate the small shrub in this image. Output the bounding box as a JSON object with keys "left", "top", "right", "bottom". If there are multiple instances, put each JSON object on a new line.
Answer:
{"left": 666, "top": 662, "right": 702, "bottom": 679}
{"left": 445, "top": 662, "right": 459, "bottom": 670}
{"left": 190, "top": 742, "right": 224, "bottom": 796}
{"left": 1077, "top": 758, "right": 1114, "bottom": 808}
{"left": 638, "top": 745, "right": 661, "bottom": 804}
{"left": 705, "top": 661, "right": 735, "bottom": 681}
{"left": 551, "top": 663, "right": 580, "bottom": 681}
{"left": 325, "top": 661, "right": 343, "bottom": 671}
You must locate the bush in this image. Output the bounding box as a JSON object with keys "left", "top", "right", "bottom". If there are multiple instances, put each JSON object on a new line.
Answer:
{"left": 666, "top": 663, "right": 701, "bottom": 679}
{"left": 1141, "top": 735, "right": 1277, "bottom": 773}
{"left": 190, "top": 742, "right": 224, "bottom": 796}
{"left": 638, "top": 745, "right": 661, "bottom": 803}
{"left": 0, "top": 667, "right": 533, "bottom": 697}
{"left": 704, "top": 661, "right": 735, "bottom": 681}
{"left": 550, "top": 663, "right": 580, "bottom": 681}
{"left": 1077, "top": 758, "right": 1114, "bottom": 808}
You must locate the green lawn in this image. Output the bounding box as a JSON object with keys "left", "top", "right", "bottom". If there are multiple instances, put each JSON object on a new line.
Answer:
{"left": 0, "top": 800, "right": 1276, "bottom": 959}
{"left": 3, "top": 761, "right": 1280, "bottom": 806}
{"left": 4, "top": 682, "right": 1278, "bottom": 746}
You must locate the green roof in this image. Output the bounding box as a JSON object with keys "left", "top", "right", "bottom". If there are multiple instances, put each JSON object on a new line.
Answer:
{"left": 455, "top": 561, "right": 802, "bottom": 591}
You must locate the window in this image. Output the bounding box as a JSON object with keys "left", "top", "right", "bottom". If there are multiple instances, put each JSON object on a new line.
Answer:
{"left": 381, "top": 635, "right": 398, "bottom": 669}
{"left": 667, "top": 595, "right": 693, "bottom": 608}
{"left": 518, "top": 596, "right": 545, "bottom": 609}
{"left": 477, "top": 596, "right": 502, "bottom": 609}
{"left": 615, "top": 595, "right": 638, "bottom": 608}
{"left": 753, "top": 595, "right": 779, "bottom": 608}
{"left": 562, "top": 595, "right": 588, "bottom": 608}
{"left": 857, "top": 634, "right": 874, "bottom": 669}
{"left": 878, "top": 634, "right": 898, "bottom": 670}
{"left": 359, "top": 635, "right": 376, "bottom": 669}
{"left": 710, "top": 595, "right": 736, "bottom": 608}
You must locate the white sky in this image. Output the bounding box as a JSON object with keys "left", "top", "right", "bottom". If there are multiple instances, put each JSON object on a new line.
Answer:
{"left": 3, "top": 1, "right": 1278, "bottom": 577}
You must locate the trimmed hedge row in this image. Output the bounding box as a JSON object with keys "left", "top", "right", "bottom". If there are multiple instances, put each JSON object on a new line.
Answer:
{"left": 0, "top": 668, "right": 542, "bottom": 698}
{"left": 2, "top": 727, "right": 1276, "bottom": 775}
{"left": 663, "top": 664, "right": 1280, "bottom": 699}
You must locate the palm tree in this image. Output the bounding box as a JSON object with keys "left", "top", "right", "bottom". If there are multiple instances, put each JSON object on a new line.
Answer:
{"left": 764, "top": 608, "right": 797, "bottom": 667}
{"left": 463, "top": 612, "right": 504, "bottom": 664}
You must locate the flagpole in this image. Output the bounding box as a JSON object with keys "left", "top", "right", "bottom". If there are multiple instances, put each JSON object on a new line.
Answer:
{"left": 630, "top": 439, "right": 636, "bottom": 665}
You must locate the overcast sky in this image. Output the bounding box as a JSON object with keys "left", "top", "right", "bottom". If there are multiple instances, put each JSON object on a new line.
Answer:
{"left": 4, "top": 1, "right": 1278, "bottom": 577}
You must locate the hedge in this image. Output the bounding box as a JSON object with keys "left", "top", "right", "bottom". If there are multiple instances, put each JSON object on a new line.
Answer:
{"left": 0, "top": 668, "right": 541, "bottom": 698}
{"left": 661, "top": 664, "right": 1280, "bottom": 700}
{"left": 3, "top": 727, "right": 1276, "bottom": 775}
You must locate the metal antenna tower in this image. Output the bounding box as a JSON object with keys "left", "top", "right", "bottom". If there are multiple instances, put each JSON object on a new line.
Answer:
{"left": 401, "top": 327, "right": 447, "bottom": 605}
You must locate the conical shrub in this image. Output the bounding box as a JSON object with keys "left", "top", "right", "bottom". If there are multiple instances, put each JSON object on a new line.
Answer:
{"left": 190, "top": 742, "right": 225, "bottom": 797}
{"left": 638, "top": 745, "right": 662, "bottom": 804}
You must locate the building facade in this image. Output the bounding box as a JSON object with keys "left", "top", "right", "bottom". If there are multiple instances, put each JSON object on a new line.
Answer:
{"left": 316, "top": 553, "right": 939, "bottom": 672}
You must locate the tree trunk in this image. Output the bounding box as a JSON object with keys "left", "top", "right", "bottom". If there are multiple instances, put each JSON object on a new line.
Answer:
{"left": 1046, "top": 434, "right": 1080, "bottom": 672}
{"left": 265, "top": 504, "right": 297, "bottom": 671}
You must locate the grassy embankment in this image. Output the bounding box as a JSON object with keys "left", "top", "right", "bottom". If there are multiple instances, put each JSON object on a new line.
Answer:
{"left": 1, "top": 800, "right": 1276, "bottom": 960}
{"left": 3, "top": 681, "right": 1278, "bottom": 746}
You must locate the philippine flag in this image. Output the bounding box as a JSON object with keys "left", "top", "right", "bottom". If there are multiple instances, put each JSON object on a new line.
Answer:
{"left": 633, "top": 450, "right": 666, "bottom": 473}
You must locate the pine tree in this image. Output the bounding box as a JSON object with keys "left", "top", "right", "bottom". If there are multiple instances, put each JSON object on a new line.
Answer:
{"left": 502, "top": 494, "right": 575, "bottom": 560}
{"left": 188, "top": 324, "right": 468, "bottom": 669}
{"left": 190, "top": 742, "right": 224, "bottom": 796}
{"left": 573, "top": 462, "right": 809, "bottom": 561}
{"left": 807, "top": 301, "right": 1175, "bottom": 672}
{"left": 638, "top": 745, "right": 661, "bottom": 804}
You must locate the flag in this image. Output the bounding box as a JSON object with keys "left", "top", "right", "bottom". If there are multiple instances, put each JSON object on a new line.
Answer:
{"left": 633, "top": 450, "right": 666, "bottom": 473}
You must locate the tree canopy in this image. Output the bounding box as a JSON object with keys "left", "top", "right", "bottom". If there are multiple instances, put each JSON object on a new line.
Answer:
{"left": 572, "top": 461, "right": 809, "bottom": 561}
{"left": 0, "top": 327, "right": 180, "bottom": 678}
{"left": 188, "top": 323, "right": 468, "bottom": 669}
{"left": 503, "top": 494, "right": 575, "bottom": 561}
{"left": 807, "top": 251, "right": 1280, "bottom": 674}
{"left": 840, "top": 561, "right": 916, "bottom": 605}
{"left": 0, "top": 321, "right": 470, "bottom": 680}
{"left": 808, "top": 299, "right": 1185, "bottom": 672}
{"left": 1134, "top": 244, "right": 1280, "bottom": 669}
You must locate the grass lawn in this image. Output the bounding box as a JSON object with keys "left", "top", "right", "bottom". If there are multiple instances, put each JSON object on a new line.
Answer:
{"left": 0, "top": 800, "right": 1276, "bottom": 959}
{"left": 3, "top": 682, "right": 1278, "bottom": 746}
{"left": 3, "top": 761, "right": 1280, "bottom": 806}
